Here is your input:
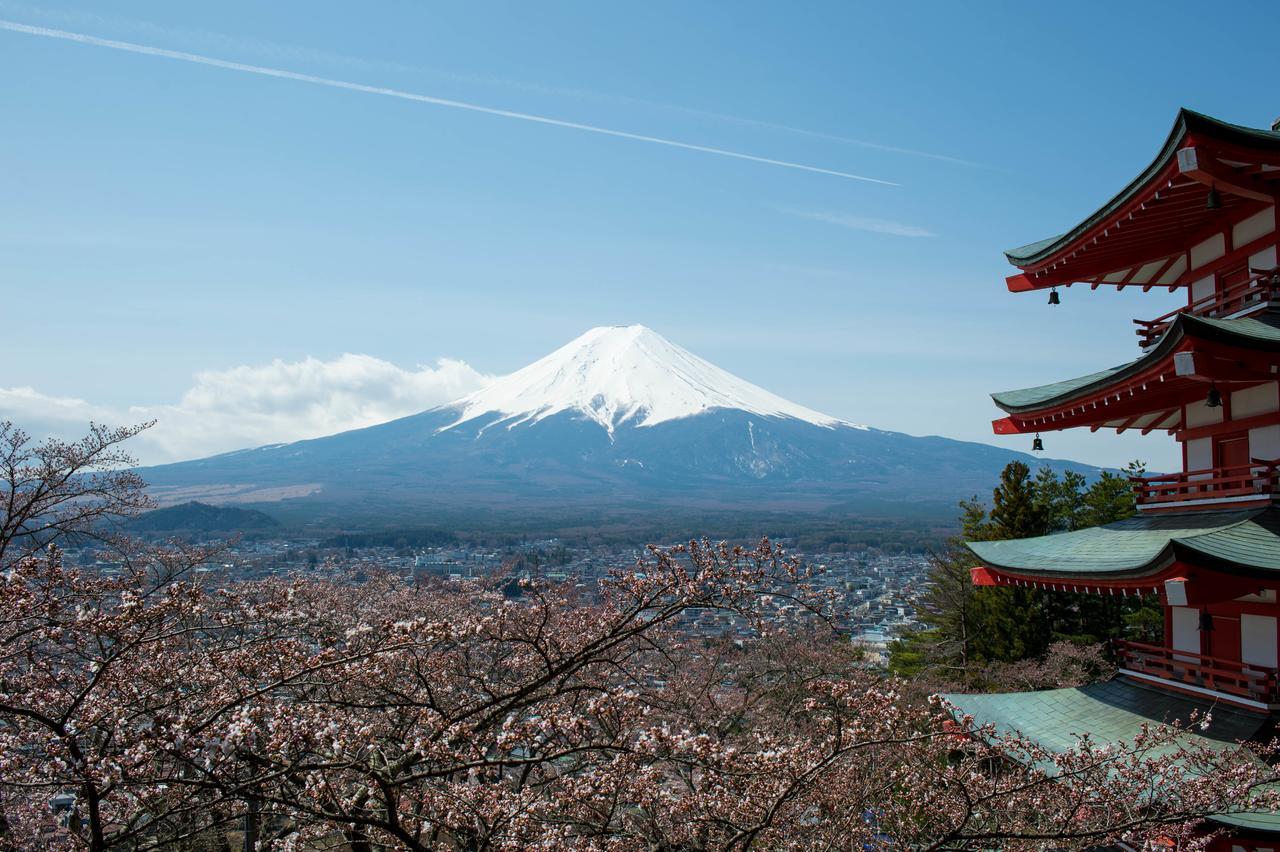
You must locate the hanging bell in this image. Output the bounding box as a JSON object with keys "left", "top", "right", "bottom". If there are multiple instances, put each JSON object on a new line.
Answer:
{"left": 1032, "top": 433, "right": 1044, "bottom": 452}
{"left": 1048, "top": 288, "right": 1060, "bottom": 306}
{"left": 1205, "top": 384, "right": 1222, "bottom": 408}
{"left": 1206, "top": 186, "right": 1222, "bottom": 210}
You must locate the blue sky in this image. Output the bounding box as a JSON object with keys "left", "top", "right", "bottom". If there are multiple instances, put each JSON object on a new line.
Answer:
{"left": 2, "top": 1, "right": 1276, "bottom": 470}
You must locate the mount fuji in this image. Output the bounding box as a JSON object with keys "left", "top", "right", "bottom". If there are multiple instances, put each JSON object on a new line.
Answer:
{"left": 140, "top": 326, "right": 1090, "bottom": 529}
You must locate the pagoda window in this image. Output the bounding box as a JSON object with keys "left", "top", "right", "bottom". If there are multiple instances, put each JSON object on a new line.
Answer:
{"left": 1229, "top": 383, "right": 1280, "bottom": 462}
{"left": 1171, "top": 605, "right": 1202, "bottom": 661}
{"left": 1242, "top": 613, "right": 1279, "bottom": 671}
{"left": 1207, "top": 610, "right": 1242, "bottom": 664}
{"left": 1216, "top": 434, "right": 1250, "bottom": 469}
{"left": 1221, "top": 260, "right": 1251, "bottom": 290}
{"left": 1217, "top": 259, "right": 1252, "bottom": 309}
{"left": 1186, "top": 436, "right": 1213, "bottom": 475}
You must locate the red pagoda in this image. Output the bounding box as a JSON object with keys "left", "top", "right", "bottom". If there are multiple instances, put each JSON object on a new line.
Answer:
{"left": 945, "top": 109, "right": 1280, "bottom": 845}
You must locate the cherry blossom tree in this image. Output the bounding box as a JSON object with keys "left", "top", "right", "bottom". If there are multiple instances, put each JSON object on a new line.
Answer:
{"left": 1, "top": 422, "right": 1278, "bottom": 850}
{"left": 0, "top": 420, "right": 154, "bottom": 567}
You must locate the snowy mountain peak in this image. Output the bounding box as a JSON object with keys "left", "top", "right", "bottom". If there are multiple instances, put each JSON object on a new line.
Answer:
{"left": 441, "top": 325, "right": 857, "bottom": 435}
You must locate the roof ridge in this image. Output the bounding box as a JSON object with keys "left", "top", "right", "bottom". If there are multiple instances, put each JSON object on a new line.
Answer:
{"left": 1171, "top": 510, "right": 1266, "bottom": 543}
{"left": 992, "top": 314, "right": 1280, "bottom": 415}
{"left": 1005, "top": 108, "right": 1280, "bottom": 266}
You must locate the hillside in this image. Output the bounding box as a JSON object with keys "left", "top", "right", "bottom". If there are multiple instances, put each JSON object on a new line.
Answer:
{"left": 129, "top": 501, "right": 280, "bottom": 533}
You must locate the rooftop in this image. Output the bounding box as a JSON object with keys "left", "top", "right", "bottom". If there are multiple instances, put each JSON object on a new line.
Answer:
{"left": 991, "top": 310, "right": 1280, "bottom": 417}
{"left": 1004, "top": 109, "right": 1280, "bottom": 291}
{"left": 943, "top": 678, "right": 1280, "bottom": 832}
{"left": 966, "top": 506, "right": 1280, "bottom": 579}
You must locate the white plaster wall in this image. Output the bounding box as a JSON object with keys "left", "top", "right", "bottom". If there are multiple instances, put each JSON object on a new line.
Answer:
{"left": 1242, "top": 613, "right": 1278, "bottom": 668}
{"left": 1190, "top": 233, "right": 1226, "bottom": 269}
{"left": 1171, "top": 606, "right": 1200, "bottom": 659}
{"left": 1158, "top": 254, "right": 1188, "bottom": 285}
{"left": 1132, "top": 259, "right": 1167, "bottom": 284}
{"left": 1185, "top": 402, "right": 1224, "bottom": 429}
{"left": 1232, "top": 383, "right": 1279, "bottom": 418}
{"left": 1251, "top": 424, "right": 1280, "bottom": 460}
{"left": 1252, "top": 244, "right": 1278, "bottom": 271}
{"left": 1234, "top": 206, "right": 1276, "bottom": 247}
{"left": 1186, "top": 436, "right": 1213, "bottom": 471}
{"left": 1190, "top": 273, "right": 1215, "bottom": 303}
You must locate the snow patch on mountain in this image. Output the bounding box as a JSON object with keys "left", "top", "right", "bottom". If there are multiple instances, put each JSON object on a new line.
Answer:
{"left": 439, "top": 325, "right": 860, "bottom": 436}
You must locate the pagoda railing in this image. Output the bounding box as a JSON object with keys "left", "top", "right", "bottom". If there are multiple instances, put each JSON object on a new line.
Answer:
{"left": 1134, "top": 265, "right": 1280, "bottom": 349}
{"left": 1129, "top": 459, "right": 1280, "bottom": 508}
{"left": 1115, "top": 639, "right": 1280, "bottom": 705}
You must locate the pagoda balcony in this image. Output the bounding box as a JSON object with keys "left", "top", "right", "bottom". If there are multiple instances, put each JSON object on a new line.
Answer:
{"left": 1133, "top": 265, "right": 1280, "bottom": 349}
{"left": 1129, "top": 459, "right": 1280, "bottom": 510}
{"left": 1115, "top": 639, "right": 1280, "bottom": 708}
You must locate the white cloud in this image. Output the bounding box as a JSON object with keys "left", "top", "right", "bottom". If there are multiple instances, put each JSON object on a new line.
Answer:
{"left": 783, "top": 208, "right": 935, "bottom": 238}
{"left": 0, "top": 354, "right": 492, "bottom": 465}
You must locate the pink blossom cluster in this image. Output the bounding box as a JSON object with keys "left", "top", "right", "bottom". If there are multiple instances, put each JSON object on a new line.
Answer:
{"left": 0, "top": 420, "right": 1275, "bottom": 849}
{"left": 0, "top": 541, "right": 1275, "bottom": 850}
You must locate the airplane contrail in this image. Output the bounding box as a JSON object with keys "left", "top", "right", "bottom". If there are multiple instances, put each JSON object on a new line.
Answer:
{"left": 0, "top": 19, "right": 899, "bottom": 186}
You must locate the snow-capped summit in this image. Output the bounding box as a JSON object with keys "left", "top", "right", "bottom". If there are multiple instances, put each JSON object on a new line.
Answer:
{"left": 442, "top": 325, "right": 854, "bottom": 435}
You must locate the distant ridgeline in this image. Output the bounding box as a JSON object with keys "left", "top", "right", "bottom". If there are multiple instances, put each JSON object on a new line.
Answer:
{"left": 128, "top": 501, "right": 279, "bottom": 533}
{"left": 139, "top": 326, "right": 1102, "bottom": 535}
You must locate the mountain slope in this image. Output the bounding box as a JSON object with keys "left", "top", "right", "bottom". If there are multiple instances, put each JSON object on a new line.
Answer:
{"left": 140, "top": 326, "right": 1095, "bottom": 525}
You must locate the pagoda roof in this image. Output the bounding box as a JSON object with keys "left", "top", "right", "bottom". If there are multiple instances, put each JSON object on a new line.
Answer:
{"left": 966, "top": 507, "right": 1280, "bottom": 580}
{"left": 1004, "top": 109, "right": 1280, "bottom": 291}
{"left": 992, "top": 310, "right": 1280, "bottom": 417}
{"left": 1007, "top": 110, "right": 1280, "bottom": 265}
{"left": 942, "top": 678, "right": 1280, "bottom": 833}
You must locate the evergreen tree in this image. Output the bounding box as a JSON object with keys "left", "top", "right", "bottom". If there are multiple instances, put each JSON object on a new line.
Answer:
{"left": 987, "top": 461, "right": 1050, "bottom": 539}
{"left": 890, "top": 459, "right": 1162, "bottom": 682}
{"left": 1035, "top": 466, "right": 1086, "bottom": 533}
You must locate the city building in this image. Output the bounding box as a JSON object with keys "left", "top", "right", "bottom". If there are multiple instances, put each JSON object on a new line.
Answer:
{"left": 947, "top": 109, "right": 1280, "bottom": 848}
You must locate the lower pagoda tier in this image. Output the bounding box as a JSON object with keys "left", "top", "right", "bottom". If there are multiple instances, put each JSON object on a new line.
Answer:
{"left": 968, "top": 507, "right": 1280, "bottom": 712}
{"left": 943, "top": 679, "right": 1280, "bottom": 841}
{"left": 968, "top": 507, "right": 1280, "bottom": 586}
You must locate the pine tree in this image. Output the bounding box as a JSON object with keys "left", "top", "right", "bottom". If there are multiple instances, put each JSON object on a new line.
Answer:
{"left": 987, "top": 460, "right": 1051, "bottom": 539}
{"left": 890, "top": 459, "right": 1161, "bottom": 682}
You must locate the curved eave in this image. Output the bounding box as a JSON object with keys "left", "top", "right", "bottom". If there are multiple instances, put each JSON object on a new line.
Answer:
{"left": 966, "top": 508, "right": 1280, "bottom": 583}
{"left": 1004, "top": 109, "right": 1280, "bottom": 290}
{"left": 968, "top": 532, "right": 1177, "bottom": 582}
{"left": 991, "top": 311, "right": 1280, "bottom": 418}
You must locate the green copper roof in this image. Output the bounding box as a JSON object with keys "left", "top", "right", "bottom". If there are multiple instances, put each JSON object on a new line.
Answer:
{"left": 1006, "top": 109, "right": 1280, "bottom": 266}
{"left": 991, "top": 365, "right": 1128, "bottom": 411}
{"left": 1194, "top": 311, "right": 1280, "bottom": 343}
{"left": 966, "top": 508, "right": 1280, "bottom": 578}
{"left": 992, "top": 311, "right": 1280, "bottom": 415}
{"left": 942, "top": 679, "right": 1280, "bottom": 832}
